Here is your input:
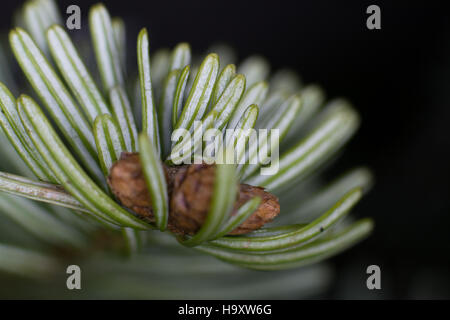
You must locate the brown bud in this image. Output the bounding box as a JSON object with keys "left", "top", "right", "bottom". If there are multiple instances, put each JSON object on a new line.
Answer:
{"left": 229, "top": 184, "right": 280, "bottom": 235}
{"left": 169, "top": 163, "right": 280, "bottom": 235}
{"left": 108, "top": 152, "right": 280, "bottom": 235}
{"left": 168, "top": 163, "right": 216, "bottom": 234}
{"left": 108, "top": 152, "right": 153, "bottom": 220}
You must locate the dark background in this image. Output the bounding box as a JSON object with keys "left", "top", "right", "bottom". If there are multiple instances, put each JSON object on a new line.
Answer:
{"left": 1, "top": 0, "right": 449, "bottom": 298}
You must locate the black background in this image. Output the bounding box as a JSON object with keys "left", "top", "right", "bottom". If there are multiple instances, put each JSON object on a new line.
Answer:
{"left": 1, "top": 0, "right": 449, "bottom": 299}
